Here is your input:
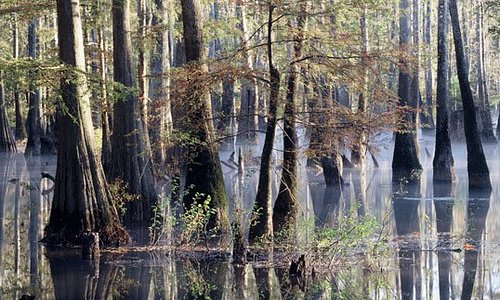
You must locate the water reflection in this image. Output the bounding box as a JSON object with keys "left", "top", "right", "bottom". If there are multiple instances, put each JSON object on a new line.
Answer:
{"left": 433, "top": 182, "right": 455, "bottom": 300}
{"left": 392, "top": 181, "right": 422, "bottom": 300}
{"left": 461, "top": 188, "right": 490, "bottom": 299}
{"left": 0, "top": 141, "right": 500, "bottom": 298}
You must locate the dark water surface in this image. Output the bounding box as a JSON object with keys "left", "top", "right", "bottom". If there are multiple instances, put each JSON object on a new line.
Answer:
{"left": 1, "top": 131, "right": 500, "bottom": 299}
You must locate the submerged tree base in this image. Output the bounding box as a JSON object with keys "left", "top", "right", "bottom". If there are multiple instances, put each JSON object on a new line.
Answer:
{"left": 42, "top": 224, "right": 130, "bottom": 247}
{"left": 467, "top": 172, "right": 492, "bottom": 189}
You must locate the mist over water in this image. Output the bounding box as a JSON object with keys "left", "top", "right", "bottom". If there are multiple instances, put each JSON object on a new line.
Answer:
{"left": 1, "top": 129, "right": 500, "bottom": 299}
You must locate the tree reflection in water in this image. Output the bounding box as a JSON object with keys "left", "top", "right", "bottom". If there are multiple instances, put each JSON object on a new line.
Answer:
{"left": 461, "top": 188, "right": 490, "bottom": 300}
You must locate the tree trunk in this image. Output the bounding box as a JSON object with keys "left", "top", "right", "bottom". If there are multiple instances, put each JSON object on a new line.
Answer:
{"left": 235, "top": 2, "right": 259, "bottom": 145}
{"left": 392, "top": 0, "right": 422, "bottom": 182}
{"left": 98, "top": 28, "right": 112, "bottom": 173}
{"left": 273, "top": 4, "right": 307, "bottom": 234}
{"left": 137, "top": 0, "right": 151, "bottom": 147}
{"left": 25, "top": 19, "right": 42, "bottom": 157}
{"left": 12, "top": 19, "right": 26, "bottom": 141}
{"left": 449, "top": 0, "right": 491, "bottom": 189}
{"left": 322, "top": 153, "right": 344, "bottom": 187}
{"left": 421, "top": 0, "right": 435, "bottom": 129}
{"left": 461, "top": 3, "right": 470, "bottom": 77}
{"left": 249, "top": 3, "right": 280, "bottom": 244}
{"left": 433, "top": 0, "right": 455, "bottom": 182}
{"left": 219, "top": 78, "right": 236, "bottom": 150}
{"left": 351, "top": 6, "right": 369, "bottom": 167}
{"left": 181, "top": 0, "right": 229, "bottom": 232}
{"left": 149, "top": 0, "right": 173, "bottom": 168}
{"left": 0, "top": 73, "right": 16, "bottom": 152}
{"left": 44, "top": 0, "right": 128, "bottom": 245}
{"left": 410, "top": 0, "right": 421, "bottom": 128}
{"left": 475, "top": 3, "right": 496, "bottom": 143}
{"left": 479, "top": 5, "right": 494, "bottom": 142}
{"left": 0, "top": 155, "right": 13, "bottom": 285}
{"left": 111, "top": 0, "right": 158, "bottom": 223}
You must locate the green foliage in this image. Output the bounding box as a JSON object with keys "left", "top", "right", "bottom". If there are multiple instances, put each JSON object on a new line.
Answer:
{"left": 149, "top": 183, "right": 218, "bottom": 247}
{"left": 108, "top": 179, "right": 139, "bottom": 218}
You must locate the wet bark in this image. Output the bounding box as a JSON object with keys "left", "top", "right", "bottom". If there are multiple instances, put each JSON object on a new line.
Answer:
{"left": 249, "top": 3, "right": 280, "bottom": 244}
{"left": 433, "top": 0, "right": 455, "bottom": 182}
{"left": 392, "top": 0, "right": 422, "bottom": 182}
{"left": 25, "top": 19, "right": 42, "bottom": 157}
{"left": 273, "top": 4, "right": 307, "bottom": 235}
{"left": 181, "top": 0, "right": 229, "bottom": 232}
{"left": 449, "top": 0, "right": 491, "bottom": 189}
{"left": 44, "top": 0, "right": 128, "bottom": 245}
{"left": 111, "top": 0, "right": 158, "bottom": 223}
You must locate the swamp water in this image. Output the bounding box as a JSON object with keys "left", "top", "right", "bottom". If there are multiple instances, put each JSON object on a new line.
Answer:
{"left": 0, "top": 131, "right": 500, "bottom": 299}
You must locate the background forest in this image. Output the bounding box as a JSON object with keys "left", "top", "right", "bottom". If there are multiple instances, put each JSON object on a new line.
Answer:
{"left": 0, "top": 0, "right": 500, "bottom": 297}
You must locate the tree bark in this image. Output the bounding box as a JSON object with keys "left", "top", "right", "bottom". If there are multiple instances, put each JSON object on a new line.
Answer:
{"left": 137, "top": 0, "right": 151, "bottom": 146}
{"left": 111, "top": 0, "right": 158, "bottom": 223}
{"left": 219, "top": 78, "right": 236, "bottom": 150}
{"left": 25, "top": 19, "right": 42, "bottom": 157}
{"left": 351, "top": 6, "right": 369, "bottom": 167}
{"left": 449, "top": 0, "right": 491, "bottom": 189}
{"left": 392, "top": 0, "right": 422, "bottom": 182}
{"left": 149, "top": 0, "right": 173, "bottom": 168}
{"left": 235, "top": 2, "right": 259, "bottom": 145}
{"left": 249, "top": 3, "right": 280, "bottom": 244}
{"left": 44, "top": 0, "right": 128, "bottom": 245}
{"left": 12, "top": 19, "right": 26, "bottom": 141}
{"left": 474, "top": 3, "right": 496, "bottom": 143}
{"left": 410, "top": 0, "right": 421, "bottom": 127}
{"left": 421, "top": 0, "right": 435, "bottom": 129}
{"left": 273, "top": 4, "right": 307, "bottom": 234}
{"left": 0, "top": 73, "right": 16, "bottom": 152}
{"left": 181, "top": 0, "right": 229, "bottom": 232}
{"left": 98, "top": 28, "right": 112, "bottom": 173}
{"left": 433, "top": 0, "right": 455, "bottom": 182}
